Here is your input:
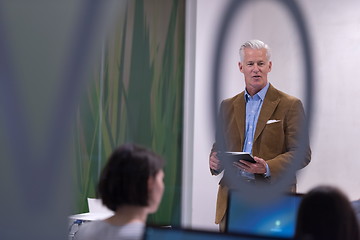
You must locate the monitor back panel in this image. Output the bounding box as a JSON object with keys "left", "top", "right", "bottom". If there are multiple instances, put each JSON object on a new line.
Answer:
{"left": 144, "top": 226, "right": 291, "bottom": 240}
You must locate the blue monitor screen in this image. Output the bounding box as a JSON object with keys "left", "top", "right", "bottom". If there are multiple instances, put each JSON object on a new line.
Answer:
{"left": 226, "top": 192, "right": 302, "bottom": 238}
{"left": 144, "top": 226, "right": 291, "bottom": 240}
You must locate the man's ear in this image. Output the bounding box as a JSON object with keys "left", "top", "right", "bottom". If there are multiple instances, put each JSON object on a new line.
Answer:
{"left": 238, "top": 62, "right": 244, "bottom": 73}
{"left": 268, "top": 61, "right": 272, "bottom": 72}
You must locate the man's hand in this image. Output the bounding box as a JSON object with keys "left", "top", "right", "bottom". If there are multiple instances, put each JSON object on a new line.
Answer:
{"left": 233, "top": 156, "right": 267, "bottom": 174}
{"left": 209, "top": 151, "right": 222, "bottom": 171}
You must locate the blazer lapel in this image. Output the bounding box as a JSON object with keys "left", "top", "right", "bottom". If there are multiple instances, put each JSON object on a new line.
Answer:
{"left": 234, "top": 93, "right": 246, "bottom": 150}
{"left": 254, "top": 84, "right": 280, "bottom": 143}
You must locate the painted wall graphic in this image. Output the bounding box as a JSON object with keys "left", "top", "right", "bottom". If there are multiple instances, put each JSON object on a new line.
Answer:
{"left": 74, "top": 0, "right": 185, "bottom": 225}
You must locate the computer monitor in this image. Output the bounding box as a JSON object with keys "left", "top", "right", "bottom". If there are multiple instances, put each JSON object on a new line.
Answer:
{"left": 226, "top": 191, "right": 303, "bottom": 238}
{"left": 144, "top": 225, "right": 291, "bottom": 240}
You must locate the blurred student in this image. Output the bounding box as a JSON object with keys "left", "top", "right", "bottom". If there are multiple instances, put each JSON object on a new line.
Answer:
{"left": 295, "top": 185, "right": 360, "bottom": 240}
{"left": 352, "top": 198, "right": 360, "bottom": 226}
{"left": 75, "top": 143, "right": 165, "bottom": 240}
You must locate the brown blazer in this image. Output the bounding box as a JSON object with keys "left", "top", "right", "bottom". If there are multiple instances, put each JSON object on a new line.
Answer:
{"left": 211, "top": 84, "right": 311, "bottom": 224}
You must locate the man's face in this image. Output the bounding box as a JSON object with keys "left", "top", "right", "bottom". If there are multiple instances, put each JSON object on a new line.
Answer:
{"left": 239, "top": 48, "right": 272, "bottom": 95}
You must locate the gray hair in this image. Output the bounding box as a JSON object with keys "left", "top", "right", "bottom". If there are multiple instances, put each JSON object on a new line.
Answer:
{"left": 239, "top": 39, "right": 271, "bottom": 62}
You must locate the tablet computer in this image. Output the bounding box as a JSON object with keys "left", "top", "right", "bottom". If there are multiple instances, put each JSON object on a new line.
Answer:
{"left": 218, "top": 152, "right": 256, "bottom": 163}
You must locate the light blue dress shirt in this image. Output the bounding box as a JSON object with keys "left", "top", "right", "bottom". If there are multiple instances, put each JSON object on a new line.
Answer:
{"left": 240, "top": 82, "right": 270, "bottom": 179}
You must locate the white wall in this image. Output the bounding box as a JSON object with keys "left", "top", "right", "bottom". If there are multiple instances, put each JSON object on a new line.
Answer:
{"left": 184, "top": 0, "right": 360, "bottom": 231}
{"left": 294, "top": 0, "right": 360, "bottom": 197}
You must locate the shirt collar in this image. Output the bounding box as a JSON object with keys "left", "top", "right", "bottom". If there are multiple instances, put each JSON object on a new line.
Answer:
{"left": 244, "top": 82, "right": 270, "bottom": 102}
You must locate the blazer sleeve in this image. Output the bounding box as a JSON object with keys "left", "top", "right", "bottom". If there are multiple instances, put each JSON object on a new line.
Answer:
{"left": 209, "top": 100, "right": 227, "bottom": 175}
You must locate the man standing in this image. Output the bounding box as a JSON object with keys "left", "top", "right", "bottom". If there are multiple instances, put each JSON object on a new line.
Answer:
{"left": 209, "top": 40, "right": 311, "bottom": 231}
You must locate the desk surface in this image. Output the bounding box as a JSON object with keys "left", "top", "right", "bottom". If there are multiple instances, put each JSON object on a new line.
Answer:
{"left": 69, "top": 212, "right": 114, "bottom": 221}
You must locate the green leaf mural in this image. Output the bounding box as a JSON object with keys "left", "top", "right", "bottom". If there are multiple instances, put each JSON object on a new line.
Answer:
{"left": 73, "top": 0, "right": 184, "bottom": 226}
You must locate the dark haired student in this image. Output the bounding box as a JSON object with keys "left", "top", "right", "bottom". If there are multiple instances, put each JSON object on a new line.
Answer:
{"left": 75, "top": 143, "right": 165, "bottom": 240}
{"left": 295, "top": 185, "right": 360, "bottom": 240}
